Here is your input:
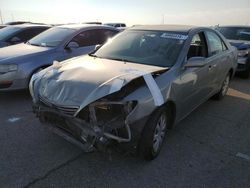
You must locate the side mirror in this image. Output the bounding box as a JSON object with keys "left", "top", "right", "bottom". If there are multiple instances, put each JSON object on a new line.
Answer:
{"left": 184, "top": 57, "right": 206, "bottom": 68}
{"left": 10, "top": 37, "right": 21, "bottom": 44}
{"left": 65, "top": 41, "right": 79, "bottom": 50}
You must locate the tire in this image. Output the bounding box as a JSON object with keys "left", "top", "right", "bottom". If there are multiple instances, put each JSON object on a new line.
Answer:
{"left": 213, "top": 73, "right": 230, "bottom": 100}
{"left": 138, "top": 106, "right": 171, "bottom": 161}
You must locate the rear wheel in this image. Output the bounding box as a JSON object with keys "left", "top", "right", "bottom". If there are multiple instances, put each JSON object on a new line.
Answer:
{"left": 138, "top": 106, "right": 171, "bottom": 161}
{"left": 213, "top": 73, "right": 230, "bottom": 100}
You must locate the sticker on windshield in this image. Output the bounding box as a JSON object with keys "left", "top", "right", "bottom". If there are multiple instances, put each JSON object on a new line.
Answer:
{"left": 160, "top": 33, "right": 188, "bottom": 40}
{"left": 240, "top": 31, "right": 250, "bottom": 35}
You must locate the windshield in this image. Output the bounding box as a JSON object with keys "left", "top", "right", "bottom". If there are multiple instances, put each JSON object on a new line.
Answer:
{"left": 218, "top": 27, "right": 250, "bottom": 41}
{"left": 28, "top": 27, "right": 75, "bottom": 47}
{"left": 94, "top": 30, "right": 186, "bottom": 67}
{"left": 0, "top": 26, "right": 21, "bottom": 41}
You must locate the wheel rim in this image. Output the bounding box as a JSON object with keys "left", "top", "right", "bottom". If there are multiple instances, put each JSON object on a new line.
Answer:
{"left": 152, "top": 113, "right": 167, "bottom": 153}
{"left": 222, "top": 75, "right": 230, "bottom": 96}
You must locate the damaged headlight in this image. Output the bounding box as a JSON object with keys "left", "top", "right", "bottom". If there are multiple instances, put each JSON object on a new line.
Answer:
{"left": 95, "top": 101, "right": 137, "bottom": 115}
{"left": 0, "top": 64, "right": 18, "bottom": 74}
{"left": 124, "top": 101, "right": 138, "bottom": 115}
{"left": 85, "top": 101, "right": 137, "bottom": 122}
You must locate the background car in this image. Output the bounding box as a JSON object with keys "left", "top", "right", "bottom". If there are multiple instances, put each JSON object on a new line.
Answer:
{"left": 104, "top": 23, "right": 126, "bottom": 28}
{"left": 83, "top": 22, "right": 102, "bottom": 25}
{"left": 0, "top": 24, "right": 50, "bottom": 48}
{"left": 0, "top": 25, "right": 6, "bottom": 29}
{"left": 30, "top": 25, "right": 237, "bottom": 161}
{"left": 0, "top": 24, "right": 119, "bottom": 90}
{"left": 217, "top": 25, "right": 250, "bottom": 78}
{"left": 5, "top": 21, "right": 32, "bottom": 25}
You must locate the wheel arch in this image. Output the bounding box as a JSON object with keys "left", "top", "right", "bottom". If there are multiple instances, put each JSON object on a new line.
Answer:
{"left": 26, "top": 64, "right": 51, "bottom": 87}
{"left": 229, "top": 68, "right": 234, "bottom": 79}
{"left": 163, "top": 100, "right": 176, "bottom": 129}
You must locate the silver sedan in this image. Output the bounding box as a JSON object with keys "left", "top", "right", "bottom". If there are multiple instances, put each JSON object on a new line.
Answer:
{"left": 30, "top": 25, "right": 237, "bottom": 160}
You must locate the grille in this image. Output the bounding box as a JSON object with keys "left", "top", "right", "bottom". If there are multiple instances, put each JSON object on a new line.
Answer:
{"left": 39, "top": 96, "right": 79, "bottom": 116}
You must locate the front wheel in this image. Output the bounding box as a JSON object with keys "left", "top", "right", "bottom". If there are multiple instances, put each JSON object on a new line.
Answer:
{"left": 138, "top": 107, "right": 171, "bottom": 161}
{"left": 213, "top": 73, "right": 230, "bottom": 100}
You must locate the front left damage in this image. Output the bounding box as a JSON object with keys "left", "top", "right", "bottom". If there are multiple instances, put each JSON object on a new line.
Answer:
{"left": 30, "top": 60, "right": 169, "bottom": 152}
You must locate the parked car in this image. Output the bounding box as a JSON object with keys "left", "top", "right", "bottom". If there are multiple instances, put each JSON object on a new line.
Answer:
{"left": 30, "top": 25, "right": 237, "bottom": 160}
{"left": 5, "top": 21, "right": 31, "bottom": 25}
{"left": 0, "top": 24, "right": 50, "bottom": 48}
{"left": 104, "top": 23, "right": 126, "bottom": 28}
{"left": 0, "top": 25, "right": 6, "bottom": 29}
{"left": 217, "top": 26, "right": 250, "bottom": 78}
{"left": 83, "top": 22, "right": 102, "bottom": 25}
{"left": 0, "top": 24, "right": 119, "bottom": 90}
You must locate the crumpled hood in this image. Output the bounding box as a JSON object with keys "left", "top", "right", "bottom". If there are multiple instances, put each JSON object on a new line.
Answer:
{"left": 0, "top": 43, "right": 53, "bottom": 63}
{"left": 228, "top": 40, "right": 250, "bottom": 50}
{"left": 36, "top": 55, "right": 166, "bottom": 109}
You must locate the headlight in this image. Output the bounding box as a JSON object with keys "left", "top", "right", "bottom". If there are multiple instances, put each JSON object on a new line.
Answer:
{"left": 238, "top": 49, "right": 250, "bottom": 57}
{"left": 124, "top": 101, "right": 138, "bottom": 114}
{"left": 0, "top": 64, "right": 18, "bottom": 74}
{"left": 92, "top": 101, "right": 137, "bottom": 117}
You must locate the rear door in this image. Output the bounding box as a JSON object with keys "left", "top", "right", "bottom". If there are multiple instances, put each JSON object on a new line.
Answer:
{"left": 205, "top": 30, "right": 229, "bottom": 91}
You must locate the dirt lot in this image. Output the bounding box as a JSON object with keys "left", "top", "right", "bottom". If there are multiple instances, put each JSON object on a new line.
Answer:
{"left": 0, "top": 77, "right": 249, "bottom": 188}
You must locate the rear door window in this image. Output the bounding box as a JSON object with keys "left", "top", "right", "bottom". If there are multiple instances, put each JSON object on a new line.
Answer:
{"left": 206, "top": 31, "right": 227, "bottom": 56}
{"left": 98, "top": 29, "right": 119, "bottom": 44}
{"left": 14, "top": 27, "right": 48, "bottom": 42}
{"left": 70, "top": 29, "right": 118, "bottom": 47}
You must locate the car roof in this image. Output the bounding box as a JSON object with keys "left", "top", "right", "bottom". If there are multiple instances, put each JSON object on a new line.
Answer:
{"left": 56, "top": 24, "right": 119, "bottom": 30}
{"left": 105, "top": 23, "right": 125, "bottom": 25}
{"left": 218, "top": 25, "right": 250, "bottom": 29}
{"left": 128, "top": 25, "right": 206, "bottom": 33}
{"left": 10, "top": 24, "right": 51, "bottom": 28}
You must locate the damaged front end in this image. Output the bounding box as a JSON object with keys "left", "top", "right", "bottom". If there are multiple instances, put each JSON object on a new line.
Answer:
{"left": 30, "top": 56, "right": 169, "bottom": 152}
{"left": 33, "top": 96, "right": 139, "bottom": 152}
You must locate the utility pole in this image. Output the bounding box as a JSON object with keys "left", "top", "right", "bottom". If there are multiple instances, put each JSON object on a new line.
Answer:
{"left": 0, "top": 9, "right": 3, "bottom": 24}
{"left": 11, "top": 13, "right": 14, "bottom": 21}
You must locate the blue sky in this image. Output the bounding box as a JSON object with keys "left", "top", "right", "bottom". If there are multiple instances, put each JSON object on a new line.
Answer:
{"left": 0, "top": 0, "right": 249, "bottom": 26}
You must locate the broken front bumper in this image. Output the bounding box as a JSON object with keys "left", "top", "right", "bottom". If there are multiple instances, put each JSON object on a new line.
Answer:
{"left": 33, "top": 102, "right": 147, "bottom": 152}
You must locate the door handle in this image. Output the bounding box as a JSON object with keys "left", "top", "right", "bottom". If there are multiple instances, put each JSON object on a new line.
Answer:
{"left": 208, "top": 65, "right": 212, "bottom": 71}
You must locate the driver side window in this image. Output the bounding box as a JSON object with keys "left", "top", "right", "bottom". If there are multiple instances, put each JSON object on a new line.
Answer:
{"left": 187, "top": 32, "right": 208, "bottom": 60}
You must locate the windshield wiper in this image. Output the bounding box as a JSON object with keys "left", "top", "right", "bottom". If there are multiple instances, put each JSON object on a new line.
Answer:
{"left": 89, "top": 53, "right": 98, "bottom": 58}
{"left": 28, "top": 42, "right": 42, "bottom": 47}
{"left": 103, "top": 57, "right": 140, "bottom": 64}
